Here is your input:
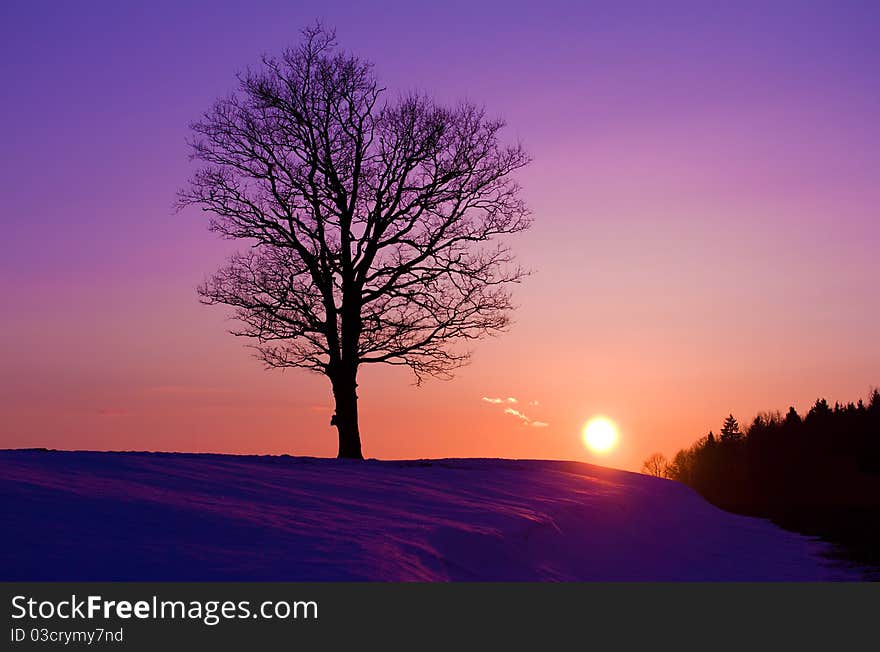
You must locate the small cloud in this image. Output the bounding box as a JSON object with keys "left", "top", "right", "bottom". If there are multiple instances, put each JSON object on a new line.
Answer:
{"left": 485, "top": 395, "right": 548, "bottom": 427}
{"left": 504, "top": 407, "right": 536, "bottom": 425}
{"left": 482, "top": 396, "right": 519, "bottom": 404}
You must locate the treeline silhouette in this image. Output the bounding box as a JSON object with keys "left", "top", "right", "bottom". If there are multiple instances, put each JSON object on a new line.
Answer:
{"left": 644, "top": 390, "right": 880, "bottom": 576}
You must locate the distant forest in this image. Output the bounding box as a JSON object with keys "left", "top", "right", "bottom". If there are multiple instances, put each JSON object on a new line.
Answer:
{"left": 644, "top": 390, "right": 880, "bottom": 576}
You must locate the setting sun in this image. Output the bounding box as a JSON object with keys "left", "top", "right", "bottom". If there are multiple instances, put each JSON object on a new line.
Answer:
{"left": 582, "top": 417, "right": 619, "bottom": 454}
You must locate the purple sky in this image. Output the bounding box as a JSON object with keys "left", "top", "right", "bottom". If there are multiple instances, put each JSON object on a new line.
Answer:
{"left": 2, "top": 1, "right": 879, "bottom": 469}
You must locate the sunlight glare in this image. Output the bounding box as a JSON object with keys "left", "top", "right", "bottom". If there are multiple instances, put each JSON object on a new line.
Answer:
{"left": 582, "top": 417, "right": 619, "bottom": 454}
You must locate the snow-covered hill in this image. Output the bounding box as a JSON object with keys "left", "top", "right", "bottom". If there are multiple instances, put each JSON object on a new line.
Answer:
{"left": 0, "top": 449, "right": 859, "bottom": 580}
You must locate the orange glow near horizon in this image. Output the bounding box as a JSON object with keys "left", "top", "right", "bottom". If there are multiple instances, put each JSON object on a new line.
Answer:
{"left": 2, "top": 4, "right": 879, "bottom": 473}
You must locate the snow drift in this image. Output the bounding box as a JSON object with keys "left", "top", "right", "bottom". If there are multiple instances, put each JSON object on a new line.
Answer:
{"left": 0, "top": 449, "right": 858, "bottom": 580}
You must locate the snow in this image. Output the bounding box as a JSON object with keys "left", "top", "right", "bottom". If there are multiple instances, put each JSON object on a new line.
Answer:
{"left": 0, "top": 449, "right": 860, "bottom": 580}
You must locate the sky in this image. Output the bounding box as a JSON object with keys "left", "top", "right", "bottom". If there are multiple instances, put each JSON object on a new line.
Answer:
{"left": 1, "top": 0, "right": 878, "bottom": 471}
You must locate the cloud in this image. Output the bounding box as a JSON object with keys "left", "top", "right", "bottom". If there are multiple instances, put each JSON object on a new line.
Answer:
{"left": 483, "top": 395, "right": 549, "bottom": 427}
{"left": 504, "top": 407, "right": 549, "bottom": 427}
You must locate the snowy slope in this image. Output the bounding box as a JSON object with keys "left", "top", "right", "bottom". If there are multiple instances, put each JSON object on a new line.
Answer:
{"left": 0, "top": 449, "right": 859, "bottom": 580}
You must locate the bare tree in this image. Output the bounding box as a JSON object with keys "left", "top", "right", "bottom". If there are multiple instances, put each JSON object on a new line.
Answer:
{"left": 641, "top": 453, "right": 669, "bottom": 478}
{"left": 178, "top": 25, "right": 531, "bottom": 458}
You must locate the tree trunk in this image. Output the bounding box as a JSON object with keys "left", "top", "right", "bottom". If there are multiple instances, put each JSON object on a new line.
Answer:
{"left": 331, "top": 370, "right": 363, "bottom": 459}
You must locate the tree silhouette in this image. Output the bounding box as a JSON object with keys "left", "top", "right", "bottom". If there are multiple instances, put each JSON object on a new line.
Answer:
{"left": 665, "top": 392, "right": 880, "bottom": 574}
{"left": 641, "top": 452, "right": 669, "bottom": 478}
{"left": 719, "top": 414, "right": 741, "bottom": 443}
{"left": 178, "top": 25, "right": 531, "bottom": 458}
{"left": 807, "top": 398, "right": 832, "bottom": 422}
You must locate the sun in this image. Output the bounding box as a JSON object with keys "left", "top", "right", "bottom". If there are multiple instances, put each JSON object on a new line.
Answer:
{"left": 582, "top": 416, "right": 619, "bottom": 454}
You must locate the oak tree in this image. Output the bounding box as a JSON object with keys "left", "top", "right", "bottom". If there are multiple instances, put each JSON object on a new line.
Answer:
{"left": 179, "top": 25, "right": 531, "bottom": 458}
